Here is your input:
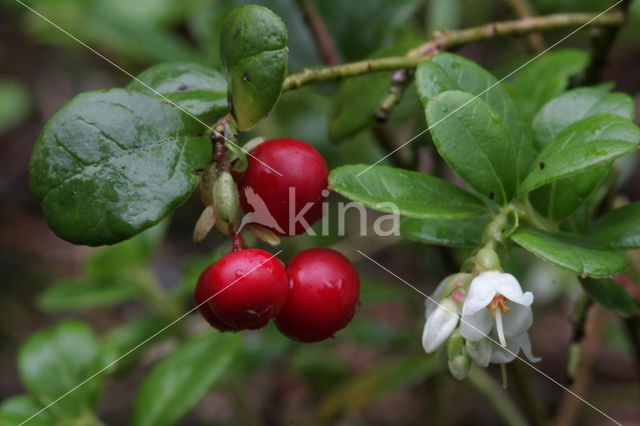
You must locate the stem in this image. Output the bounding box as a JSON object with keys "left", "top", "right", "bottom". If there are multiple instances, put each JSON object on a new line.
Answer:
{"left": 555, "top": 305, "right": 607, "bottom": 426}
{"left": 467, "top": 366, "right": 528, "bottom": 426}
{"left": 510, "top": 361, "right": 550, "bottom": 426}
{"left": 294, "top": 0, "right": 339, "bottom": 65}
{"left": 282, "top": 11, "right": 624, "bottom": 90}
{"left": 374, "top": 69, "right": 413, "bottom": 123}
{"left": 503, "top": 0, "right": 546, "bottom": 52}
{"left": 583, "top": 0, "right": 632, "bottom": 85}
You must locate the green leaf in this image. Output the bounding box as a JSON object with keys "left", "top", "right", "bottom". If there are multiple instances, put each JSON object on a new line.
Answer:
{"left": 29, "top": 89, "right": 210, "bottom": 246}
{"left": 591, "top": 202, "right": 640, "bottom": 249}
{"left": 329, "top": 164, "right": 488, "bottom": 219}
{"left": 532, "top": 85, "right": 635, "bottom": 146}
{"left": 17, "top": 320, "right": 104, "bottom": 420}
{"left": 529, "top": 166, "right": 609, "bottom": 221}
{"left": 128, "top": 62, "right": 227, "bottom": 118}
{"left": 581, "top": 278, "right": 639, "bottom": 317}
{"left": 37, "top": 277, "right": 141, "bottom": 312}
{"left": 509, "top": 49, "right": 589, "bottom": 119}
{"left": 416, "top": 53, "right": 535, "bottom": 183}
{"left": 401, "top": 216, "right": 487, "bottom": 247}
{"left": 0, "top": 79, "right": 30, "bottom": 133}
{"left": 0, "top": 395, "right": 53, "bottom": 426}
{"left": 220, "top": 5, "right": 287, "bottom": 130}
{"left": 426, "top": 91, "right": 517, "bottom": 205}
{"left": 132, "top": 332, "right": 241, "bottom": 426}
{"left": 511, "top": 228, "right": 629, "bottom": 278}
{"left": 518, "top": 114, "right": 640, "bottom": 195}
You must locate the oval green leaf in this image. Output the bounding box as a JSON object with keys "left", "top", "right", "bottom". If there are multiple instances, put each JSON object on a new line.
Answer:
{"left": 29, "top": 89, "right": 210, "bottom": 246}
{"left": 580, "top": 278, "right": 639, "bottom": 317}
{"left": 511, "top": 227, "right": 629, "bottom": 278}
{"left": 591, "top": 202, "right": 640, "bottom": 249}
{"left": 17, "top": 320, "right": 104, "bottom": 420}
{"left": 220, "top": 5, "right": 287, "bottom": 130}
{"left": 508, "top": 49, "right": 589, "bottom": 119}
{"left": 401, "top": 216, "right": 487, "bottom": 247}
{"left": 0, "top": 395, "right": 53, "bottom": 426}
{"left": 417, "top": 53, "right": 535, "bottom": 183}
{"left": 533, "top": 85, "right": 635, "bottom": 146}
{"left": 132, "top": 332, "right": 241, "bottom": 426}
{"left": 518, "top": 114, "right": 640, "bottom": 195}
{"left": 426, "top": 91, "right": 517, "bottom": 205}
{"left": 128, "top": 62, "right": 228, "bottom": 118}
{"left": 329, "top": 164, "right": 488, "bottom": 219}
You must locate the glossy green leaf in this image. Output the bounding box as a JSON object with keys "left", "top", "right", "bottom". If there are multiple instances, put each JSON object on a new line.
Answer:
{"left": 220, "top": 5, "right": 287, "bottom": 130}
{"left": 401, "top": 216, "right": 487, "bottom": 247}
{"left": 18, "top": 320, "right": 104, "bottom": 420}
{"left": 29, "top": 89, "right": 210, "bottom": 246}
{"left": 417, "top": 53, "right": 535, "bottom": 182}
{"left": 329, "top": 164, "right": 488, "bottom": 219}
{"left": 0, "top": 395, "right": 53, "bottom": 426}
{"left": 128, "top": 62, "right": 227, "bottom": 118}
{"left": 132, "top": 332, "right": 240, "bottom": 426}
{"left": 511, "top": 228, "right": 629, "bottom": 278}
{"left": 532, "top": 85, "right": 635, "bottom": 146}
{"left": 581, "top": 278, "right": 639, "bottom": 317}
{"left": 518, "top": 114, "right": 640, "bottom": 195}
{"left": 37, "top": 277, "right": 141, "bottom": 312}
{"left": 426, "top": 91, "right": 516, "bottom": 205}
{"left": 509, "top": 49, "right": 589, "bottom": 119}
{"left": 591, "top": 202, "right": 640, "bottom": 249}
{"left": 529, "top": 166, "right": 609, "bottom": 221}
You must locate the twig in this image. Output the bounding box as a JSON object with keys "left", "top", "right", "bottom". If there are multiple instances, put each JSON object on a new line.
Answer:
{"left": 583, "top": 0, "right": 632, "bottom": 85}
{"left": 555, "top": 304, "right": 608, "bottom": 426}
{"left": 467, "top": 366, "right": 528, "bottom": 426}
{"left": 374, "top": 69, "right": 414, "bottom": 124}
{"left": 294, "top": 0, "right": 339, "bottom": 65}
{"left": 282, "top": 11, "right": 624, "bottom": 90}
{"left": 503, "top": 0, "right": 546, "bottom": 52}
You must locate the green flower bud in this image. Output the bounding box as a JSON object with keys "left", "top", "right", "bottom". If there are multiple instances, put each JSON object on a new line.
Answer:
{"left": 447, "top": 331, "right": 471, "bottom": 380}
{"left": 213, "top": 171, "right": 240, "bottom": 224}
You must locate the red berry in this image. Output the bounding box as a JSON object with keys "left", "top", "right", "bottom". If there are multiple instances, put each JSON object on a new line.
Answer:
{"left": 239, "top": 138, "right": 328, "bottom": 236}
{"left": 196, "top": 249, "right": 288, "bottom": 330}
{"left": 194, "top": 276, "right": 239, "bottom": 332}
{"left": 275, "top": 248, "right": 360, "bottom": 342}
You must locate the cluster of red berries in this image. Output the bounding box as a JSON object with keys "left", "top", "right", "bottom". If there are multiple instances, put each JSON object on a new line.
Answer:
{"left": 194, "top": 138, "right": 360, "bottom": 342}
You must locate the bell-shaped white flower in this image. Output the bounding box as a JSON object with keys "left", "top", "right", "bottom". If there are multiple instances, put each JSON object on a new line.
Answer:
{"left": 422, "top": 274, "right": 469, "bottom": 353}
{"left": 460, "top": 271, "right": 538, "bottom": 364}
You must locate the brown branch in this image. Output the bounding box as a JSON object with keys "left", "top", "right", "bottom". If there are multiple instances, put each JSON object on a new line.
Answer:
{"left": 294, "top": 0, "right": 340, "bottom": 65}
{"left": 503, "top": 0, "right": 546, "bottom": 52}
{"left": 283, "top": 11, "right": 624, "bottom": 90}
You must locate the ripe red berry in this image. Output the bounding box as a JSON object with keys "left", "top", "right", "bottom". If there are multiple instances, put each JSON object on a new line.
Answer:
{"left": 275, "top": 248, "right": 360, "bottom": 342}
{"left": 194, "top": 274, "right": 239, "bottom": 332}
{"left": 239, "top": 138, "right": 328, "bottom": 236}
{"left": 196, "top": 249, "right": 288, "bottom": 330}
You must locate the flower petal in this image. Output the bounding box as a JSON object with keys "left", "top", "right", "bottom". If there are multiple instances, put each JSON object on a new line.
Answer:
{"left": 425, "top": 277, "right": 449, "bottom": 319}
{"left": 422, "top": 300, "right": 459, "bottom": 353}
{"left": 502, "top": 303, "right": 533, "bottom": 337}
{"left": 466, "top": 339, "right": 492, "bottom": 367}
{"left": 460, "top": 309, "right": 492, "bottom": 341}
{"left": 490, "top": 337, "right": 520, "bottom": 364}
{"left": 494, "top": 273, "right": 533, "bottom": 306}
{"left": 461, "top": 272, "right": 499, "bottom": 316}
{"left": 514, "top": 333, "right": 541, "bottom": 363}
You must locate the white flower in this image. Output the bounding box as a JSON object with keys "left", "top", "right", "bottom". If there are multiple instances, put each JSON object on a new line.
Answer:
{"left": 422, "top": 276, "right": 467, "bottom": 353}
{"left": 460, "top": 271, "right": 539, "bottom": 364}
